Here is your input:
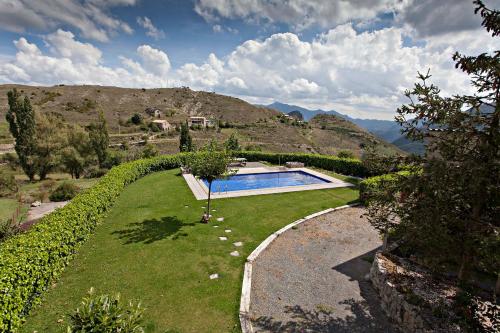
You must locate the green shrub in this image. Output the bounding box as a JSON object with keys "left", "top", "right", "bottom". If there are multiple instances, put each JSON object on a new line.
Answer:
{"left": 236, "top": 151, "right": 366, "bottom": 177}
{"left": 0, "top": 170, "right": 17, "bottom": 197}
{"left": 49, "top": 182, "right": 80, "bottom": 202}
{"left": 0, "top": 154, "right": 185, "bottom": 331}
{"left": 337, "top": 150, "right": 355, "bottom": 159}
{"left": 67, "top": 288, "right": 144, "bottom": 333}
{"left": 358, "top": 171, "right": 411, "bottom": 205}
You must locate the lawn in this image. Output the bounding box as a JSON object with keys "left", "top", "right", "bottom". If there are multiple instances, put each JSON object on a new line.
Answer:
{"left": 0, "top": 198, "right": 19, "bottom": 221}
{"left": 22, "top": 169, "right": 358, "bottom": 333}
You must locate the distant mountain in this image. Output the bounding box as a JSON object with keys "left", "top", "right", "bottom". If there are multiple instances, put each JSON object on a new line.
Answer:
{"left": 265, "top": 101, "right": 424, "bottom": 154}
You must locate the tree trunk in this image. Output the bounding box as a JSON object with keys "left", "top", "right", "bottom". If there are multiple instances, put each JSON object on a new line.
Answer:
{"left": 495, "top": 273, "right": 499, "bottom": 303}
{"left": 382, "top": 225, "right": 388, "bottom": 252}
{"left": 458, "top": 251, "right": 471, "bottom": 283}
{"left": 206, "top": 181, "right": 212, "bottom": 222}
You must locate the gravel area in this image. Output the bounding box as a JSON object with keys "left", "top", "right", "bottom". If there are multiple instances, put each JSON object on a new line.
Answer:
{"left": 249, "top": 206, "right": 400, "bottom": 332}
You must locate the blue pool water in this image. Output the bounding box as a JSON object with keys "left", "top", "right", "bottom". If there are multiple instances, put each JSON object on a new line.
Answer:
{"left": 202, "top": 171, "right": 330, "bottom": 192}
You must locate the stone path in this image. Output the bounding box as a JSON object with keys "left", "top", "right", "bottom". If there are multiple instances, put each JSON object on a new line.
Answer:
{"left": 249, "top": 207, "right": 400, "bottom": 333}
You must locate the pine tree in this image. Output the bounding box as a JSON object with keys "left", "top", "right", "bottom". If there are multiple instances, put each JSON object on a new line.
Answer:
{"left": 6, "top": 89, "right": 37, "bottom": 181}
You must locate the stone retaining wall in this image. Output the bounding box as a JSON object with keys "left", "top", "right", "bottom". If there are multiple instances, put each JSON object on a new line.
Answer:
{"left": 370, "top": 253, "right": 459, "bottom": 333}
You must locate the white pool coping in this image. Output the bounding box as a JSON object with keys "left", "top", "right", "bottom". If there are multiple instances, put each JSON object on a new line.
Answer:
{"left": 183, "top": 167, "right": 354, "bottom": 200}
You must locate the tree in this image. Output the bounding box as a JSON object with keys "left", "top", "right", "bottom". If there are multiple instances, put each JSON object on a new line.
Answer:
{"left": 33, "top": 113, "right": 67, "bottom": 180}
{"left": 61, "top": 125, "right": 94, "bottom": 179}
{"left": 130, "top": 113, "right": 143, "bottom": 125}
{"left": 89, "top": 111, "right": 109, "bottom": 168}
{"left": 141, "top": 143, "right": 158, "bottom": 158}
{"left": 224, "top": 133, "right": 240, "bottom": 151}
{"left": 187, "top": 144, "right": 232, "bottom": 222}
{"left": 179, "top": 121, "right": 193, "bottom": 152}
{"left": 367, "top": 0, "right": 499, "bottom": 290}
{"left": 6, "top": 89, "right": 37, "bottom": 181}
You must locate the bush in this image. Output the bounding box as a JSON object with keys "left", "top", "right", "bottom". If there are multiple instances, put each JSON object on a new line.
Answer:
{"left": 67, "top": 288, "right": 144, "bottom": 333}
{"left": 358, "top": 171, "right": 411, "bottom": 205}
{"left": 0, "top": 154, "right": 185, "bottom": 331}
{"left": 236, "top": 151, "right": 367, "bottom": 177}
{"left": 130, "top": 113, "right": 142, "bottom": 125}
{"left": 84, "top": 166, "right": 108, "bottom": 179}
{"left": 0, "top": 170, "right": 17, "bottom": 197}
{"left": 337, "top": 150, "right": 355, "bottom": 159}
{"left": 49, "top": 182, "right": 80, "bottom": 202}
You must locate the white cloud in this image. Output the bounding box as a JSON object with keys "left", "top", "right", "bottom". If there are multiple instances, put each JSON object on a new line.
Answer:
{"left": 0, "top": 31, "right": 173, "bottom": 88}
{"left": 137, "top": 16, "right": 165, "bottom": 40}
{"left": 45, "top": 29, "right": 102, "bottom": 65}
{"left": 0, "top": 0, "right": 134, "bottom": 42}
{"left": 195, "top": 0, "right": 402, "bottom": 31}
{"left": 1, "top": 25, "right": 498, "bottom": 120}
{"left": 137, "top": 45, "right": 171, "bottom": 76}
{"left": 212, "top": 24, "right": 238, "bottom": 34}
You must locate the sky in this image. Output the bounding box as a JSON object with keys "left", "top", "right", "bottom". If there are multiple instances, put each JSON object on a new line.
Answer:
{"left": 0, "top": 0, "right": 499, "bottom": 120}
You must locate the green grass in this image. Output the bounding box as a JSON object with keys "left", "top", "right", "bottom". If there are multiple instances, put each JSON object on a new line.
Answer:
{"left": 22, "top": 169, "right": 358, "bottom": 333}
{"left": 0, "top": 198, "right": 18, "bottom": 221}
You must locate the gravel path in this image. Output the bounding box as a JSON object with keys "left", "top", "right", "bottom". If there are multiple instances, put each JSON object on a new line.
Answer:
{"left": 249, "top": 206, "right": 399, "bottom": 333}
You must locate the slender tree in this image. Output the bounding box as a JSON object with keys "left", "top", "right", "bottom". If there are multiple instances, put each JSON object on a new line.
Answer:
{"left": 6, "top": 89, "right": 37, "bottom": 181}
{"left": 187, "top": 143, "right": 232, "bottom": 222}
{"left": 34, "top": 113, "right": 67, "bottom": 180}
{"left": 179, "top": 121, "right": 193, "bottom": 152}
{"left": 89, "top": 111, "right": 109, "bottom": 168}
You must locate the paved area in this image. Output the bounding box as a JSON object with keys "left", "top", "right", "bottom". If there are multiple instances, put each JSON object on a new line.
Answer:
{"left": 249, "top": 207, "right": 399, "bottom": 333}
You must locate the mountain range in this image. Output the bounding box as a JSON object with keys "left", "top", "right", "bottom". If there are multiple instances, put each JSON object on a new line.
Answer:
{"left": 265, "top": 102, "right": 425, "bottom": 154}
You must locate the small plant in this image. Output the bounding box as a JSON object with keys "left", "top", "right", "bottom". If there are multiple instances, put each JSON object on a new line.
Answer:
{"left": 67, "top": 288, "right": 145, "bottom": 333}
{"left": 130, "top": 113, "right": 143, "bottom": 125}
{"left": 49, "top": 182, "right": 79, "bottom": 202}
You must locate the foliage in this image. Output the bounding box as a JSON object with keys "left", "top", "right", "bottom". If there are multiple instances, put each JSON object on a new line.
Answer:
{"left": 0, "top": 154, "right": 185, "bottom": 331}
{"left": 358, "top": 170, "right": 411, "bottom": 205}
{"left": 89, "top": 111, "right": 109, "bottom": 168}
{"left": 186, "top": 144, "right": 232, "bottom": 220}
{"left": 237, "top": 151, "right": 367, "bottom": 177}
{"left": 61, "top": 125, "right": 95, "bottom": 179}
{"left": 130, "top": 113, "right": 143, "bottom": 125}
{"left": 224, "top": 133, "right": 240, "bottom": 151}
{"left": 6, "top": 88, "right": 37, "bottom": 181}
{"left": 337, "top": 150, "right": 354, "bottom": 159}
{"left": 67, "top": 288, "right": 144, "bottom": 333}
{"left": 179, "top": 122, "right": 193, "bottom": 152}
{"left": 0, "top": 170, "right": 17, "bottom": 197}
{"left": 34, "top": 113, "right": 68, "bottom": 180}
{"left": 361, "top": 146, "right": 401, "bottom": 176}
{"left": 49, "top": 182, "right": 80, "bottom": 202}
{"left": 0, "top": 152, "right": 19, "bottom": 171}
{"left": 0, "top": 219, "right": 20, "bottom": 242}
{"left": 367, "top": 0, "right": 500, "bottom": 286}
{"left": 102, "top": 150, "right": 126, "bottom": 169}
{"left": 141, "top": 144, "right": 158, "bottom": 159}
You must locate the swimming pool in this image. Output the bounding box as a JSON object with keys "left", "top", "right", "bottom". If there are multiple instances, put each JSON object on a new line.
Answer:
{"left": 202, "top": 170, "right": 331, "bottom": 193}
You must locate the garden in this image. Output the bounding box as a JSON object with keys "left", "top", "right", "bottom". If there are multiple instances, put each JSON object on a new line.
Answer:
{"left": 18, "top": 165, "right": 358, "bottom": 332}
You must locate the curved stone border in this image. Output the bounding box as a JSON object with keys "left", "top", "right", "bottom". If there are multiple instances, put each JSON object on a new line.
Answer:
{"left": 239, "top": 203, "right": 360, "bottom": 333}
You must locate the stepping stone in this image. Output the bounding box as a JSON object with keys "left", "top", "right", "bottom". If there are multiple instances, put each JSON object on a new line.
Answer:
{"left": 213, "top": 225, "right": 219, "bottom": 228}
{"left": 212, "top": 209, "right": 216, "bottom": 212}
{"left": 217, "top": 217, "right": 224, "bottom": 222}
{"left": 201, "top": 206, "right": 206, "bottom": 209}
{"left": 219, "top": 236, "right": 227, "bottom": 241}
{"left": 230, "top": 251, "right": 240, "bottom": 257}
{"left": 184, "top": 205, "right": 189, "bottom": 208}
{"left": 233, "top": 242, "right": 243, "bottom": 247}
{"left": 209, "top": 273, "right": 219, "bottom": 280}
{"left": 225, "top": 229, "right": 232, "bottom": 233}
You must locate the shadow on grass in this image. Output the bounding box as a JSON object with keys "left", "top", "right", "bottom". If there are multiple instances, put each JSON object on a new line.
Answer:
{"left": 112, "top": 216, "right": 196, "bottom": 244}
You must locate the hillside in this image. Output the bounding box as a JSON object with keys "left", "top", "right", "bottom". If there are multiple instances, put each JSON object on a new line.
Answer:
{"left": 0, "top": 84, "right": 402, "bottom": 157}
{"left": 266, "top": 101, "right": 424, "bottom": 154}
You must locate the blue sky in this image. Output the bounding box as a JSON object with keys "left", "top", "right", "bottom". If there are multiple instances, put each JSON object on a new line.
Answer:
{"left": 0, "top": 0, "right": 498, "bottom": 119}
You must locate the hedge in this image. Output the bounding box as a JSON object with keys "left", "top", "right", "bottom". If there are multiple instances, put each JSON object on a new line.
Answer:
{"left": 0, "top": 154, "right": 186, "bottom": 332}
{"left": 236, "top": 151, "right": 367, "bottom": 177}
{"left": 359, "top": 171, "right": 411, "bottom": 204}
